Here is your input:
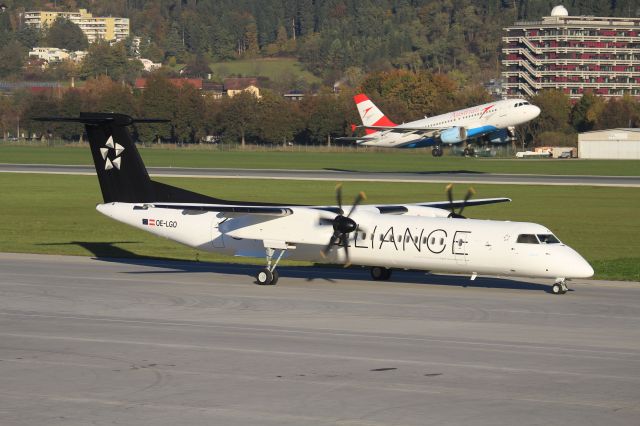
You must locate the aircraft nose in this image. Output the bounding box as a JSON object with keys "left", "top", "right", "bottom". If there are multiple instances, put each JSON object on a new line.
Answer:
{"left": 576, "top": 256, "right": 595, "bottom": 278}
{"left": 565, "top": 250, "right": 594, "bottom": 278}
{"left": 530, "top": 105, "right": 541, "bottom": 119}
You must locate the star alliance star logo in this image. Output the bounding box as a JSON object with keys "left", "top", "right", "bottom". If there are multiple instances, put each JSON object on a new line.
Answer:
{"left": 99, "top": 135, "right": 125, "bottom": 170}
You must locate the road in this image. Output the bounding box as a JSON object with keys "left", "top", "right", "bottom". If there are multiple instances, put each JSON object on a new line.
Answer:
{"left": 1, "top": 253, "right": 639, "bottom": 425}
{"left": 2, "top": 163, "right": 640, "bottom": 186}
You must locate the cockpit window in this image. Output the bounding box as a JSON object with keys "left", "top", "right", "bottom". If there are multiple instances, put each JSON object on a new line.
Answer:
{"left": 537, "top": 234, "right": 560, "bottom": 244}
{"left": 516, "top": 234, "right": 539, "bottom": 244}
{"left": 523, "top": 101, "right": 530, "bottom": 105}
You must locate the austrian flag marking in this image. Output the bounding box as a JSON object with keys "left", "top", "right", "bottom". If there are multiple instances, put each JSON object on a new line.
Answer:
{"left": 142, "top": 218, "right": 178, "bottom": 228}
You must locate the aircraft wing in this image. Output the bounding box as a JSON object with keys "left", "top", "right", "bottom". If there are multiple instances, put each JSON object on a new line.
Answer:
{"left": 334, "top": 136, "right": 378, "bottom": 142}
{"left": 359, "top": 125, "right": 443, "bottom": 132}
{"left": 151, "top": 197, "right": 510, "bottom": 216}
{"left": 418, "top": 197, "right": 511, "bottom": 209}
{"left": 371, "top": 197, "right": 511, "bottom": 214}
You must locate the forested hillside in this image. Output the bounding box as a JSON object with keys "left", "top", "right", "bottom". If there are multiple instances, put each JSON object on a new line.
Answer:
{"left": 2, "top": 0, "right": 639, "bottom": 83}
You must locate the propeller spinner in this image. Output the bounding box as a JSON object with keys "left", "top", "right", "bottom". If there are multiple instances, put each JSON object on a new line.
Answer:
{"left": 320, "top": 184, "right": 366, "bottom": 267}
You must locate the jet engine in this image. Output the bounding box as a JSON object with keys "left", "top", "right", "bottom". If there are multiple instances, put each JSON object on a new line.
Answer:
{"left": 440, "top": 126, "right": 468, "bottom": 144}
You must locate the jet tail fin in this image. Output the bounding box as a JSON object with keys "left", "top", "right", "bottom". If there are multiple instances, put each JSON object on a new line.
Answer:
{"left": 353, "top": 94, "right": 396, "bottom": 135}
{"left": 34, "top": 113, "right": 220, "bottom": 204}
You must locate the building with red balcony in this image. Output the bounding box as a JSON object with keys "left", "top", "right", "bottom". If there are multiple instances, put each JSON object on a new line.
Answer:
{"left": 502, "top": 5, "right": 640, "bottom": 99}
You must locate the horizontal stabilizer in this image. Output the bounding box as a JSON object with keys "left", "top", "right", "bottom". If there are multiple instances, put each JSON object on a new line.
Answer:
{"left": 152, "top": 203, "right": 293, "bottom": 217}
{"left": 34, "top": 113, "right": 169, "bottom": 126}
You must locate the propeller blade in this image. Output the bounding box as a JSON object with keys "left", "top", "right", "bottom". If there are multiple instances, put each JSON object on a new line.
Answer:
{"left": 335, "top": 183, "right": 344, "bottom": 215}
{"left": 341, "top": 234, "right": 351, "bottom": 268}
{"left": 445, "top": 183, "right": 455, "bottom": 215}
{"left": 320, "top": 231, "right": 340, "bottom": 258}
{"left": 457, "top": 187, "right": 476, "bottom": 217}
{"left": 347, "top": 191, "right": 366, "bottom": 218}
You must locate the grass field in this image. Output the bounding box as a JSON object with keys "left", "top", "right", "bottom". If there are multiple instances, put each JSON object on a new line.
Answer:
{"left": 210, "top": 58, "right": 322, "bottom": 85}
{"left": 1, "top": 172, "right": 638, "bottom": 281}
{"left": 1, "top": 144, "right": 640, "bottom": 176}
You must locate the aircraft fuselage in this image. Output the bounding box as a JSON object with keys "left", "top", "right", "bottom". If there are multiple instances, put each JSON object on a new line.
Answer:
{"left": 98, "top": 203, "right": 593, "bottom": 281}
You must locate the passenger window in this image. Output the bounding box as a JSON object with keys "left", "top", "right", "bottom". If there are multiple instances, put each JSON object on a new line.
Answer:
{"left": 423, "top": 237, "right": 427, "bottom": 244}
{"left": 397, "top": 235, "right": 402, "bottom": 242}
{"left": 362, "top": 233, "right": 366, "bottom": 239}
{"left": 517, "top": 234, "right": 539, "bottom": 244}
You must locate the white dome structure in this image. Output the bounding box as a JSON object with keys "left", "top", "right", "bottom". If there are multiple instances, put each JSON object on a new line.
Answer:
{"left": 550, "top": 5, "right": 569, "bottom": 16}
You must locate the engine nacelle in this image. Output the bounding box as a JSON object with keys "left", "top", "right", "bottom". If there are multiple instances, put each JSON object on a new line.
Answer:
{"left": 440, "top": 126, "right": 467, "bottom": 144}
{"left": 487, "top": 129, "right": 511, "bottom": 144}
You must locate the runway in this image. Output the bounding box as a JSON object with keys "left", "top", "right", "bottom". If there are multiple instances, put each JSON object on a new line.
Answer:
{"left": 1, "top": 253, "right": 639, "bottom": 426}
{"left": 2, "top": 163, "right": 640, "bottom": 186}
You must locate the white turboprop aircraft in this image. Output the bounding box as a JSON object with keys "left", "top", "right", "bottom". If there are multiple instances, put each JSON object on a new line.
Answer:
{"left": 36, "top": 113, "right": 592, "bottom": 295}
{"left": 342, "top": 94, "right": 541, "bottom": 157}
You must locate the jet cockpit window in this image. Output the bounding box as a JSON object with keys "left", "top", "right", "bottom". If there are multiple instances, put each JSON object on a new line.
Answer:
{"left": 516, "top": 234, "right": 539, "bottom": 244}
{"left": 537, "top": 234, "right": 560, "bottom": 244}
{"left": 523, "top": 101, "right": 530, "bottom": 105}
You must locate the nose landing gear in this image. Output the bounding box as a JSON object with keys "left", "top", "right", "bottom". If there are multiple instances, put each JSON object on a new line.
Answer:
{"left": 552, "top": 278, "right": 569, "bottom": 295}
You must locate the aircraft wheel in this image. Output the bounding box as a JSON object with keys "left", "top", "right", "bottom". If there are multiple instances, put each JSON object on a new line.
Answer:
{"left": 371, "top": 266, "right": 391, "bottom": 281}
{"left": 468, "top": 148, "right": 475, "bottom": 156}
{"left": 551, "top": 283, "right": 566, "bottom": 295}
{"left": 256, "top": 268, "right": 274, "bottom": 285}
{"left": 431, "top": 148, "right": 439, "bottom": 157}
{"left": 463, "top": 148, "right": 470, "bottom": 156}
{"left": 270, "top": 269, "right": 279, "bottom": 285}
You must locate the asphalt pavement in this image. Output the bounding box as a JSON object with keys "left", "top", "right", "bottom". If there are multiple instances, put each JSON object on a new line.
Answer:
{"left": 1, "top": 253, "right": 639, "bottom": 426}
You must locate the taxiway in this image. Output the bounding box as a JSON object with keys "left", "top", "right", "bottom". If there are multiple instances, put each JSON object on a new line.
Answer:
{"left": 1, "top": 253, "right": 639, "bottom": 425}
{"left": 1, "top": 163, "right": 639, "bottom": 187}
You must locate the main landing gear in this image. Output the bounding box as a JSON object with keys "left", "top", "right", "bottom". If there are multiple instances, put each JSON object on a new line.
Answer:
{"left": 431, "top": 145, "right": 443, "bottom": 157}
{"left": 463, "top": 147, "right": 475, "bottom": 157}
{"left": 256, "top": 247, "right": 286, "bottom": 285}
{"left": 551, "top": 278, "right": 569, "bottom": 295}
{"left": 370, "top": 266, "right": 392, "bottom": 281}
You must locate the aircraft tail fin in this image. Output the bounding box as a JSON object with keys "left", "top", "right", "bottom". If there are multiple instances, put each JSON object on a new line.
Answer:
{"left": 353, "top": 94, "right": 396, "bottom": 135}
{"left": 34, "top": 113, "right": 219, "bottom": 204}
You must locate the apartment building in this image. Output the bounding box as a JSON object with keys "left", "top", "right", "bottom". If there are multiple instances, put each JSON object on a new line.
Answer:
{"left": 23, "top": 9, "right": 129, "bottom": 43}
{"left": 502, "top": 5, "right": 640, "bottom": 99}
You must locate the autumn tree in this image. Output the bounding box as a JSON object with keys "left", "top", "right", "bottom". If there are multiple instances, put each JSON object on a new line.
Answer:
{"left": 81, "top": 41, "right": 143, "bottom": 83}
{"left": 596, "top": 96, "right": 640, "bottom": 129}
{"left": 173, "top": 83, "right": 205, "bottom": 144}
{"left": 216, "top": 91, "right": 259, "bottom": 146}
{"left": 255, "top": 90, "right": 300, "bottom": 145}
{"left": 136, "top": 74, "right": 178, "bottom": 143}
{"left": 522, "top": 89, "right": 573, "bottom": 146}
{"left": 570, "top": 92, "right": 605, "bottom": 132}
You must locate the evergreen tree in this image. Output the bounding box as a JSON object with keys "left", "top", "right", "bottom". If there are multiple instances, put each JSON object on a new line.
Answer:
{"left": 45, "top": 17, "right": 88, "bottom": 51}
